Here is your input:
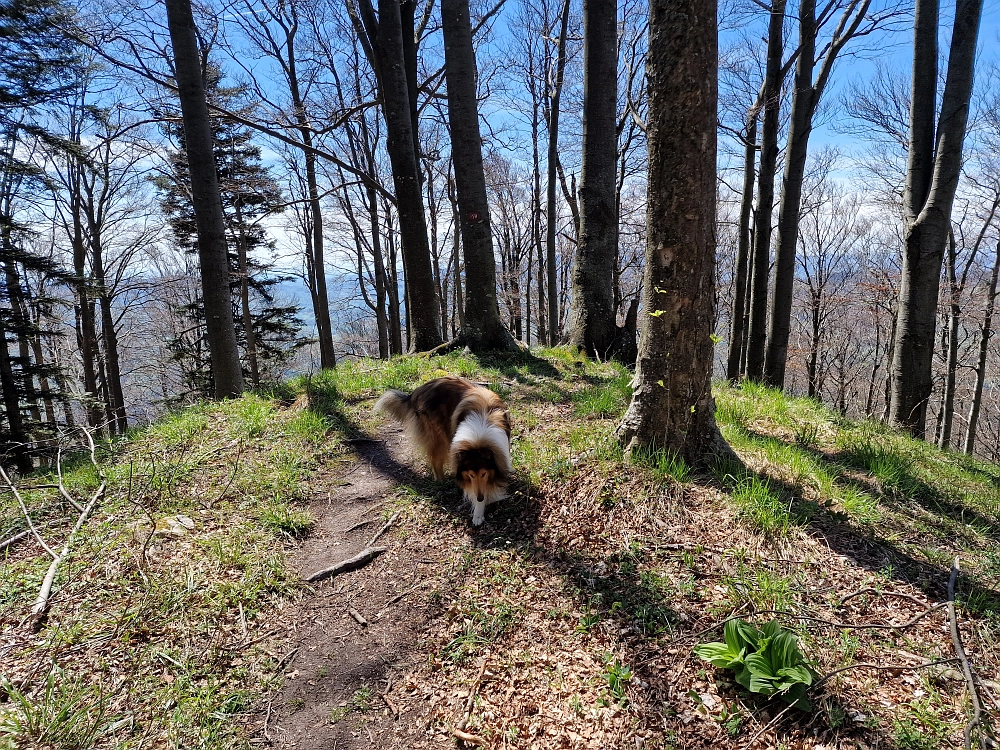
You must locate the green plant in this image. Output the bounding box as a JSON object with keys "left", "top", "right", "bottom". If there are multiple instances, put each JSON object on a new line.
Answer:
{"left": 731, "top": 476, "right": 791, "bottom": 535}
{"left": 600, "top": 656, "right": 632, "bottom": 704}
{"left": 693, "top": 619, "right": 815, "bottom": 710}
{"left": 794, "top": 422, "right": 819, "bottom": 448}
{"left": 259, "top": 501, "right": 314, "bottom": 537}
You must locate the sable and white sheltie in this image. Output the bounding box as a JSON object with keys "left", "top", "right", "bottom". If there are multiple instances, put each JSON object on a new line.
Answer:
{"left": 375, "top": 376, "right": 512, "bottom": 526}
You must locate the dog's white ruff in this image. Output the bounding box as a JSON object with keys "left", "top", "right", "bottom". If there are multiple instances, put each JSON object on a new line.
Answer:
{"left": 451, "top": 411, "right": 512, "bottom": 473}
{"left": 451, "top": 411, "right": 511, "bottom": 525}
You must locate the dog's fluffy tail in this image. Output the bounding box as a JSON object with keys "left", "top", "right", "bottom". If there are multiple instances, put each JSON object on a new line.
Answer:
{"left": 374, "top": 389, "right": 411, "bottom": 423}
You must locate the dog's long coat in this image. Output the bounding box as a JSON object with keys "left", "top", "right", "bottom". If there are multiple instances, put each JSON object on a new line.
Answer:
{"left": 375, "top": 376, "right": 512, "bottom": 525}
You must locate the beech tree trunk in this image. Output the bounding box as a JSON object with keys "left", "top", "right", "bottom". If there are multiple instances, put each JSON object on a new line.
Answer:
{"left": 545, "top": 0, "right": 571, "bottom": 345}
{"left": 744, "top": 0, "right": 785, "bottom": 380}
{"left": 889, "top": 0, "right": 983, "bottom": 436}
{"left": 615, "top": 0, "right": 733, "bottom": 465}
{"left": 964, "top": 239, "right": 1000, "bottom": 454}
{"left": 764, "top": 0, "right": 873, "bottom": 388}
{"left": 280, "top": 14, "right": 336, "bottom": 369}
{"left": 165, "top": 0, "right": 244, "bottom": 399}
{"left": 441, "top": 0, "right": 517, "bottom": 351}
{"left": 726, "top": 107, "right": 758, "bottom": 381}
{"left": 567, "top": 0, "right": 621, "bottom": 360}
{"left": 350, "top": 0, "right": 443, "bottom": 351}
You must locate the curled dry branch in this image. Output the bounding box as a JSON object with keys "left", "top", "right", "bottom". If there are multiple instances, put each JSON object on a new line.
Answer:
{"left": 31, "top": 425, "right": 108, "bottom": 627}
{"left": 948, "top": 558, "right": 996, "bottom": 750}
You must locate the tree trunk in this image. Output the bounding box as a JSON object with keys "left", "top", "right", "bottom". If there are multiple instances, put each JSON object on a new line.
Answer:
{"left": 283, "top": 20, "right": 336, "bottom": 369}
{"left": 764, "top": 0, "right": 815, "bottom": 388}
{"left": 352, "top": 0, "right": 443, "bottom": 351}
{"left": 807, "top": 295, "right": 821, "bottom": 399}
{"left": 744, "top": 0, "right": 785, "bottom": 381}
{"left": 89, "top": 223, "right": 127, "bottom": 434}
{"left": 727, "top": 108, "right": 758, "bottom": 381}
{"left": 441, "top": 0, "right": 516, "bottom": 351}
{"left": 69, "top": 169, "right": 103, "bottom": 430}
{"left": 889, "top": 0, "right": 983, "bottom": 436}
{"left": 545, "top": 0, "right": 571, "bottom": 345}
{"left": 764, "top": 0, "right": 873, "bottom": 388}
{"left": 616, "top": 0, "right": 733, "bottom": 466}
{"left": 567, "top": 0, "right": 619, "bottom": 359}
{"left": 0, "top": 315, "right": 32, "bottom": 472}
{"left": 964, "top": 239, "right": 1000, "bottom": 454}
{"left": 165, "top": 0, "right": 244, "bottom": 399}
{"left": 939, "top": 232, "right": 960, "bottom": 448}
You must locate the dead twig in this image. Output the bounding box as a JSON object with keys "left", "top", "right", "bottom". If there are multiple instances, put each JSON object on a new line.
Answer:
{"left": 0, "top": 465, "right": 58, "bottom": 560}
{"left": 348, "top": 608, "right": 368, "bottom": 626}
{"left": 838, "top": 587, "right": 928, "bottom": 609}
{"left": 678, "top": 603, "right": 946, "bottom": 645}
{"left": 812, "top": 658, "right": 962, "bottom": 691}
{"left": 745, "top": 699, "right": 798, "bottom": 746}
{"left": 381, "top": 691, "right": 400, "bottom": 718}
{"left": 305, "top": 546, "right": 387, "bottom": 582}
{"left": 452, "top": 727, "right": 488, "bottom": 746}
{"left": 376, "top": 578, "right": 431, "bottom": 619}
{"left": 31, "top": 426, "right": 107, "bottom": 626}
{"left": 455, "top": 659, "right": 489, "bottom": 732}
{"left": 367, "top": 511, "right": 401, "bottom": 546}
{"left": 948, "top": 557, "right": 996, "bottom": 750}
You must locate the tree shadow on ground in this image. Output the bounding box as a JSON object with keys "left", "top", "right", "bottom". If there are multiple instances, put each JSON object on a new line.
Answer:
{"left": 725, "top": 427, "right": 1000, "bottom": 614}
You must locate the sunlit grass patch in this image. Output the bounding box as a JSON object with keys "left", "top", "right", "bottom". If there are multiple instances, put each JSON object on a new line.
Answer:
{"left": 730, "top": 475, "right": 791, "bottom": 535}
{"left": 260, "top": 499, "right": 315, "bottom": 537}
{"left": 572, "top": 368, "right": 632, "bottom": 418}
{"left": 630, "top": 446, "right": 691, "bottom": 484}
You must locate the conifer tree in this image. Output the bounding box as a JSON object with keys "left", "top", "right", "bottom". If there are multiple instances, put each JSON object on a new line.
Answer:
{"left": 1, "top": 0, "right": 78, "bottom": 471}
{"left": 156, "top": 70, "right": 308, "bottom": 400}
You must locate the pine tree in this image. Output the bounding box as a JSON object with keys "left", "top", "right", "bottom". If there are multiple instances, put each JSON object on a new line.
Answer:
{"left": 156, "top": 68, "right": 308, "bottom": 401}
{"left": 1, "top": 0, "right": 78, "bottom": 471}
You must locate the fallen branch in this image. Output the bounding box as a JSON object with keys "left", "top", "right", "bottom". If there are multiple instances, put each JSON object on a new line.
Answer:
{"left": 680, "top": 603, "right": 946, "bottom": 645}
{"left": 0, "top": 520, "right": 61, "bottom": 555}
{"left": 32, "top": 482, "right": 105, "bottom": 622}
{"left": 456, "top": 659, "right": 489, "bottom": 731}
{"left": 367, "top": 511, "right": 401, "bottom": 546}
{"left": 451, "top": 727, "right": 487, "bottom": 746}
{"left": 838, "top": 587, "right": 928, "bottom": 609}
{"left": 0, "top": 465, "right": 58, "bottom": 560}
{"left": 348, "top": 608, "right": 368, "bottom": 627}
{"left": 304, "top": 546, "right": 387, "bottom": 582}
{"left": 948, "top": 558, "right": 996, "bottom": 750}
{"left": 31, "top": 426, "right": 107, "bottom": 626}
{"left": 812, "top": 658, "right": 962, "bottom": 691}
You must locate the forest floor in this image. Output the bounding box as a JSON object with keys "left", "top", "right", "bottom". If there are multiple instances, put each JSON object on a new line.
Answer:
{"left": 1, "top": 348, "right": 999, "bottom": 749}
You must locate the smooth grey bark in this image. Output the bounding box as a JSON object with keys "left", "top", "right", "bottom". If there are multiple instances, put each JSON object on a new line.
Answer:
{"left": 763, "top": 0, "right": 872, "bottom": 387}
{"left": 165, "top": 0, "right": 243, "bottom": 398}
{"left": 889, "top": 0, "right": 983, "bottom": 436}
{"left": 939, "top": 233, "right": 959, "bottom": 449}
{"left": 545, "top": 0, "right": 571, "bottom": 345}
{"left": 615, "top": 0, "right": 733, "bottom": 466}
{"left": 938, "top": 196, "right": 1000, "bottom": 447}
{"left": 349, "top": 0, "right": 443, "bottom": 351}
{"left": 86, "top": 210, "right": 127, "bottom": 434}
{"left": 566, "top": 0, "right": 622, "bottom": 360}
{"left": 69, "top": 161, "right": 102, "bottom": 429}
{"left": 744, "top": 0, "right": 785, "bottom": 380}
{"left": 441, "top": 0, "right": 518, "bottom": 351}
{"left": 726, "top": 104, "right": 759, "bottom": 381}
{"left": 964, "top": 238, "right": 1000, "bottom": 454}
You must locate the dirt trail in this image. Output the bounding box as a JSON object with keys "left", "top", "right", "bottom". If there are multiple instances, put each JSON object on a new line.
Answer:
{"left": 264, "top": 425, "right": 450, "bottom": 749}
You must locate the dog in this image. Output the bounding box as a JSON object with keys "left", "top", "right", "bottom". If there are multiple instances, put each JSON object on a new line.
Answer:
{"left": 375, "top": 376, "right": 512, "bottom": 526}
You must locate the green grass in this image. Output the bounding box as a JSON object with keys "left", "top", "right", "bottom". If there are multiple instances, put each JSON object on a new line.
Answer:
{"left": 730, "top": 475, "right": 791, "bottom": 535}
{"left": 0, "top": 389, "right": 337, "bottom": 750}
